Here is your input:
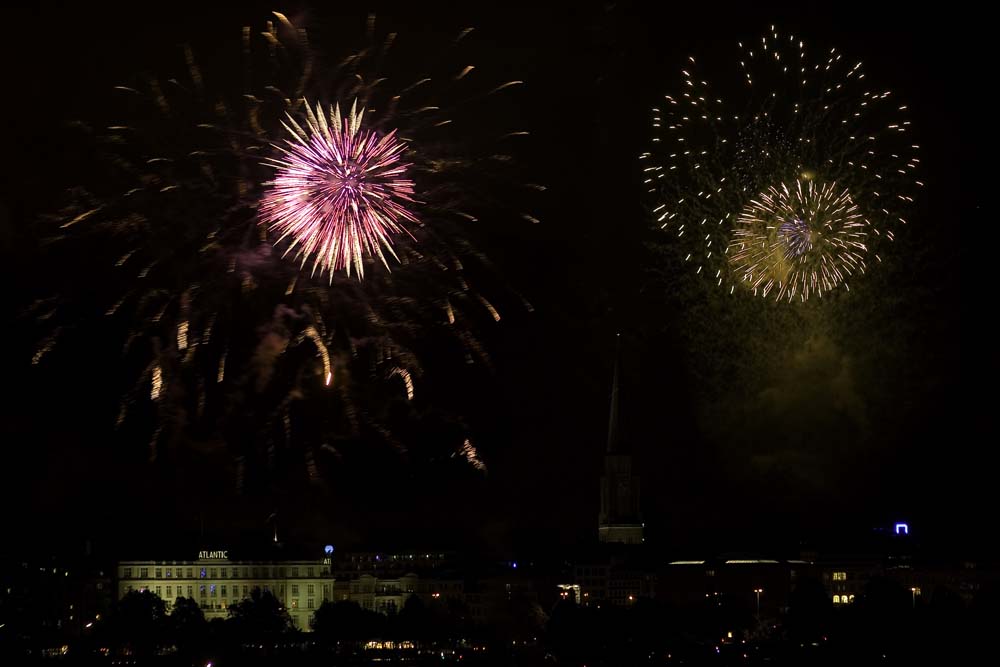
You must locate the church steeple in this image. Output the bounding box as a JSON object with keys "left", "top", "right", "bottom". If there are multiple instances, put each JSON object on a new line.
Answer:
{"left": 598, "top": 333, "right": 643, "bottom": 545}
{"left": 606, "top": 333, "right": 621, "bottom": 453}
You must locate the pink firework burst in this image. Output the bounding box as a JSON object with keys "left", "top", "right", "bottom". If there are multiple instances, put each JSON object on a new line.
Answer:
{"left": 261, "top": 99, "right": 418, "bottom": 279}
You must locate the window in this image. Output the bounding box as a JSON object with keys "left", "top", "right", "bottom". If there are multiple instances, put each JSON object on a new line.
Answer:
{"left": 187, "top": 586, "right": 192, "bottom": 597}
{"left": 210, "top": 569, "right": 216, "bottom": 579}
{"left": 279, "top": 585, "right": 285, "bottom": 597}
{"left": 199, "top": 585, "right": 206, "bottom": 597}
{"left": 291, "top": 598, "right": 298, "bottom": 608}
{"left": 307, "top": 584, "right": 315, "bottom": 596}
{"left": 166, "top": 568, "right": 172, "bottom": 578}
{"left": 292, "top": 585, "right": 299, "bottom": 596}
{"left": 291, "top": 567, "right": 299, "bottom": 578}
{"left": 279, "top": 567, "right": 286, "bottom": 577}
{"left": 200, "top": 568, "right": 207, "bottom": 579}
{"left": 220, "top": 568, "right": 226, "bottom": 578}
{"left": 155, "top": 569, "right": 162, "bottom": 579}
{"left": 833, "top": 595, "right": 841, "bottom": 604}
{"left": 221, "top": 585, "right": 227, "bottom": 597}
{"left": 706, "top": 570, "right": 716, "bottom": 577}
{"left": 140, "top": 568, "right": 149, "bottom": 578}
{"left": 166, "top": 586, "right": 172, "bottom": 598}
{"left": 833, "top": 572, "right": 847, "bottom": 581}
{"left": 307, "top": 598, "right": 315, "bottom": 609}
{"left": 123, "top": 568, "right": 132, "bottom": 579}
{"left": 210, "top": 584, "right": 217, "bottom": 597}
{"left": 155, "top": 586, "right": 162, "bottom": 596}
{"left": 307, "top": 567, "right": 314, "bottom": 577}
{"left": 242, "top": 585, "right": 248, "bottom": 597}
{"left": 252, "top": 568, "right": 259, "bottom": 578}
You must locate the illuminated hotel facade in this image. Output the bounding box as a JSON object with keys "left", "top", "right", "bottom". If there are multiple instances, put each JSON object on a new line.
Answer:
{"left": 117, "top": 551, "right": 333, "bottom": 630}
{"left": 117, "top": 550, "right": 472, "bottom": 630}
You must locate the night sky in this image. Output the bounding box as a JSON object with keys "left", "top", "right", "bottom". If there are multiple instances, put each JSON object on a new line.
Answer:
{"left": 2, "top": 2, "right": 980, "bottom": 561}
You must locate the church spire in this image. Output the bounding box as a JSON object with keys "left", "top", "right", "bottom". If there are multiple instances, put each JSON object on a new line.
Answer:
{"left": 606, "top": 333, "right": 621, "bottom": 453}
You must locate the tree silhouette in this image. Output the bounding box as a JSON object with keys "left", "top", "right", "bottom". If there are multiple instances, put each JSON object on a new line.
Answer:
{"left": 311, "top": 600, "right": 384, "bottom": 642}
{"left": 785, "top": 576, "right": 832, "bottom": 641}
{"left": 114, "top": 590, "right": 167, "bottom": 656}
{"left": 170, "top": 596, "right": 207, "bottom": 655}
{"left": 227, "top": 588, "right": 292, "bottom": 639}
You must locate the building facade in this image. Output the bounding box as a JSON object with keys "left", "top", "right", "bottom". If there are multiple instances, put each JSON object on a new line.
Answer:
{"left": 117, "top": 552, "right": 332, "bottom": 630}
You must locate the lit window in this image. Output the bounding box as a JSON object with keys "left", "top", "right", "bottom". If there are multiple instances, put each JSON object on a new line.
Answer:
{"left": 291, "top": 598, "right": 298, "bottom": 608}
{"left": 210, "top": 585, "right": 216, "bottom": 597}
{"left": 833, "top": 595, "right": 841, "bottom": 604}
{"left": 200, "top": 568, "right": 207, "bottom": 579}
{"left": 833, "top": 572, "right": 846, "bottom": 581}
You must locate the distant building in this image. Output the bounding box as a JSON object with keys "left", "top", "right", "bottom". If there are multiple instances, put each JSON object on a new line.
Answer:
{"left": 117, "top": 551, "right": 331, "bottom": 630}
{"left": 331, "top": 572, "right": 465, "bottom": 614}
{"left": 658, "top": 557, "right": 816, "bottom": 617}
{"left": 598, "top": 334, "right": 643, "bottom": 545}
{"left": 573, "top": 554, "right": 656, "bottom": 607}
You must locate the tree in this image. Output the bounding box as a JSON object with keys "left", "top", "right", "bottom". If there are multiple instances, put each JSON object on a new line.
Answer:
{"left": 311, "top": 600, "right": 384, "bottom": 642}
{"left": 170, "top": 596, "right": 207, "bottom": 654}
{"left": 114, "top": 590, "right": 167, "bottom": 656}
{"left": 227, "top": 588, "right": 292, "bottom": 639}
{"left": 785, "top": 576, "right": 832, "bottom": 641}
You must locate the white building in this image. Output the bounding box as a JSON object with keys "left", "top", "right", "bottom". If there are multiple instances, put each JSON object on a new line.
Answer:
{"left": 117, "top": 551, "right": 332, "bottom": 630}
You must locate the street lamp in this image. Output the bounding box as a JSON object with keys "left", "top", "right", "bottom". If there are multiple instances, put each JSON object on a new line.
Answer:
{"left": 910, "top": 587, "right": 918, "bottom": 608}
{"left": 753, "top": 588, "right": 763, "bottom": 618}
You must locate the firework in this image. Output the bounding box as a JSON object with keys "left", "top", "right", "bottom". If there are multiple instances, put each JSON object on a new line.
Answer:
{"left": 32, "top": 11, "right": 535, "bottom": 479}
{"left": 261, "top": 100, "right": 418, "bottom": 279}
{"left": 644, "top": 26, "right": 919, "bottom": 301}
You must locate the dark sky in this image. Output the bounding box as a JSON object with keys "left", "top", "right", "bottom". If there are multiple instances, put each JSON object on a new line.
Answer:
{"left": 1, "top": 2, "right": 981, "bottom": 561}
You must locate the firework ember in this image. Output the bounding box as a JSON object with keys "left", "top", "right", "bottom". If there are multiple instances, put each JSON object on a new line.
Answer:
{"left": 261, "top": 100, "right": 419, "bottom": 279}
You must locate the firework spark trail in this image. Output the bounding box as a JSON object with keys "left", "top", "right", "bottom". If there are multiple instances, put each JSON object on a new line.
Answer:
{"left": 728, "top": 180, "right": 866, "bottom": 301}
{"left": 261, "top": 100, "right": 419, "bottom": 279}
{"left": 31, "top": 12, "right": 529, "bottom": 479}
{"left": 645, "top": 26, "right": 919, "bottom": 300}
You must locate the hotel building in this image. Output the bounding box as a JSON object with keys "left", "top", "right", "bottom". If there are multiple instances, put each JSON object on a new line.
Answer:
{"left": 117, "top": 551, "right": 332, "bottom": 630}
